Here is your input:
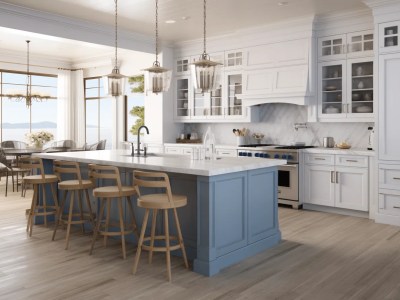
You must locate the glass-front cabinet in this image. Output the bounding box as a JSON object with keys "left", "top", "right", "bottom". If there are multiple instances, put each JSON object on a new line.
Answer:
{"left": 192, "top": 88, "right": 207, "bottom": 119}
{"left": 347, "top": 31, "right": 374, "bottom": 56}
{"left": 175, "top": 57, "right": 190, "bottom": 75}
{"left": 174, "top": 76, "right": 190, "bottom": 120}
{"left": 319, "top": 34, "right": 347, "bottom": 60}
{"left": 209, "top": 84, "right": 223, "bottom": 118}
{"left": 318, "top": 59, "right": 374, "bottom": 121}
{"left": 379, "top": 21, "right": 400, "bottom": 53}
{"left": 225, "top": 72, "right": 244, "bottom": 119}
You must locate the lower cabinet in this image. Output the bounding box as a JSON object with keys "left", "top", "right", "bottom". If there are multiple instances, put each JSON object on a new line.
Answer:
{"left": 304, "top": 153, "right": 369, "bottom": 211}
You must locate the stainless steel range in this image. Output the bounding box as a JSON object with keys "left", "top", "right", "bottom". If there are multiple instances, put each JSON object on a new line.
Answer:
{"left": 238, "top": 144, "right": 315, "bottom": 209}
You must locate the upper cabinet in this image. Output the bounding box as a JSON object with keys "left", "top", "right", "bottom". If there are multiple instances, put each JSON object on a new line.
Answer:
{"left": 225, "top": 49, "right": 245, "bottom": 70}
{"left": 379, "top": 21, "right": 400, "bottom": 54}
{"left": 175, "top": 57, "right": 191, "bottom": 75}
{"left": 318, "top": 30, "right": 374, "bottom": 61}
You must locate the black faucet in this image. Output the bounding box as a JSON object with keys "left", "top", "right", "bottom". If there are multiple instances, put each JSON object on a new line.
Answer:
{"left": 137, "top": 125, "right": 149, "bottom": 156}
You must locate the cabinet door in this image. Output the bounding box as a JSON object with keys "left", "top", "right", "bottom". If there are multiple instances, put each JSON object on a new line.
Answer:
{"left": 346, "top": 59, "right": 374, "bottom": 118}
{"left": 347, "top": 30, "right": 374, "bottom": 58}
{"left": 379, "top": 21, "right": 400, "bottom": 53}
{"left": 379, "top": 53, "right": 400, "bottom": 161}
{"left": 335, "top": 166, "right": 368, "bottom": 211}
{"left": 209, "top": 84, "right": 224, "bottom": 119}
{"left": 174, "top": 76, "right": 191, "bottom": 120}
{"left": 318, "top": 60, "right": 346, "bottom": 119}
{"left": 164, "top": 146, "right": 184, "bottom": 155}
{"left": 224, "top": 72, "right": 244, "bottom": 119}
{"left": 192, "top": 88, "right": 208, "bottom": 119}
{"left": 304, "top": 164, "right": 335, "bottom": 207}
{"left": 318, "top": 34, "right": 347, "bottom": 60}
{"left": 175, "top": 57, "right": 191, "bottom": 75}
{"left": 225, "top": 49, "right": 245, "bottom": 69}
{"left": 243, "top": 69, "right": 274, "bottom": 96}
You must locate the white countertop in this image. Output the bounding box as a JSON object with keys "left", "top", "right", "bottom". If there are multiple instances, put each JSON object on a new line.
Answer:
{"left": 301, "top": 147, "right": 375, "bottom": 156}
{"left": 36, "top": 150, "right": 286, "bottom": 176}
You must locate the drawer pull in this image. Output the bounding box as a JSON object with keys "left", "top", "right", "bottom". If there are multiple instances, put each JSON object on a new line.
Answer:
{"left": 393, "top": 177, "right": 400, "bottom": 180}
{"left": 315, "top": 158, "right": 326, "bottom": 161}
{"left": 393, "top": 206, "right": 400, "bottom": 209}
{"left": 346, "top": 160, "right": 358, "bottom": 162}
{"left": 336, "top": 171, "right": 339, "bottom": 184}
{"left": 331, "top": 171, "right": 335, "bottom": 183}
{"left": 221, "top": 152, "right": 230, "bottom": 155}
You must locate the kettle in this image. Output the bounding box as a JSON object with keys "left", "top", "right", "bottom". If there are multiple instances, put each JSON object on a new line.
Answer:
{"left": 323, "top": 137, "right": 335, "bottom": 148}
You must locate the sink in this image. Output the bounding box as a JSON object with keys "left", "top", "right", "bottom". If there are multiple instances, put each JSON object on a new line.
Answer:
{"left": 120, "top": 153, "right": 158, "bottom": 157}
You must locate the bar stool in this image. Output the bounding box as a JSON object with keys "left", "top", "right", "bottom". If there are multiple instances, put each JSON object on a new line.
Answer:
{"left": 52, "top": 161, "right": 95, "bottom": 249}
{"left": 20, "top": 157, "right": 59, "bottom": 237}
{"left": 132, "top": 170, "right": 189, "bottom": 282}
{"left": 88, "top": 164, "right": 139, "bottom": 259}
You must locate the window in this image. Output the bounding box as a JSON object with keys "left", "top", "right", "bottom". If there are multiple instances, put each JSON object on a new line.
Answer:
{"left": 84, "top": 77, "right": 112, "bottom": 149}
{"left": 0, "top": 70, "right": 57, "bottom": 143}
{"left": 125, "top": 75, "right": 145, "bottom": 143}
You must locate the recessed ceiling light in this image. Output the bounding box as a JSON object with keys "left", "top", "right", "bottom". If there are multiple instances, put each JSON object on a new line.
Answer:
{"left": 181, "top": 16, "right": 190, "bottom": 21}
{"left": 278, "top": 1, "right": 289, "bottom": 6}
{"left": 165, "top": 20, "right": 176, "bottom": 24}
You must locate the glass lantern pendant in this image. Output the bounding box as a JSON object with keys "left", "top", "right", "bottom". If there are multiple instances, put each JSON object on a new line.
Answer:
{"left": 106, "top": 0, "right": 126, "bottom": 97}
{"left": 143, "top": 0, "right": 171, "bottom": 94}
{"left": 191, "top": 0, "right": 222, "bottom": 93}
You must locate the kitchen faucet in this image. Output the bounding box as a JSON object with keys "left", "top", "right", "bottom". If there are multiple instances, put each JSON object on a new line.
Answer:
{"left": 137, "top": 125, "right": 149, "bottom": 156}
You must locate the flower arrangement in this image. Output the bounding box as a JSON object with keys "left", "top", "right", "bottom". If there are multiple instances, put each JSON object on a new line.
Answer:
{"left": 26, "top": 130, "right": 54, "bottom": 148}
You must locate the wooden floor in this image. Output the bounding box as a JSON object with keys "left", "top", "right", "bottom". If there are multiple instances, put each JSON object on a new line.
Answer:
{"left": 1, "top": 178, "right": 400, "bottom": 300}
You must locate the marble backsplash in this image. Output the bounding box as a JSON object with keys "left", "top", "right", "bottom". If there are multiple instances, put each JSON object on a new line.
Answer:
{"left": 183, "top": 103, "right": 374, "bottom": 149}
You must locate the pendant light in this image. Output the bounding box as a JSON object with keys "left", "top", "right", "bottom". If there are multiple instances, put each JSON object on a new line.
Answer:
{"left": 25, "top": 40, "right": 33, "bottom": 107}
{"left": 143, "top": 0, "right": 172, "bottom": 94}
{"left": 191, "top": 0, "right": 222, "bottom": 93}
{"left": 105, "top": 0, "right": 125, "bottom": 97}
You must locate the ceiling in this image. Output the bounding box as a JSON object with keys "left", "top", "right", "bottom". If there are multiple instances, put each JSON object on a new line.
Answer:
{"left": 0, "top": 0, "right": 369, "bottom": 61}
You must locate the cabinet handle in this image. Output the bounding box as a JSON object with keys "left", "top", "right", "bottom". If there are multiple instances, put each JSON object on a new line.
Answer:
{"left": 331, "top": 171, "right": 335, "bottom": 183}
{"left": 336, "top": 171, "right": 339, "bottom": 184}
{"left": 393, "top": 177, "right": 400, "bottom": 180}
{"left": 346, "top": 160, "right": 358, "bottom": 162}
{"left": 315, "top": 158, "right": 326, "bottom": 161}
{"left": 347, "top": 104, "right": 350, "bottom": 113}
{"left": 393, "top": 206, "right": 400, "bottom": 209}
{"left": 343, "top": 104, "right": 347, "bottom": 113}
{"left": 221, "top": 152, "right": 230, "bottom": 155}
{"left": 343, "top": 44, "right": 346, "bottom": 54}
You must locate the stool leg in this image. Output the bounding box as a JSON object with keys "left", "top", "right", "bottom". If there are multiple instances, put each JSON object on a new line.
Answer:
{"left": 27, "top": 184, "right": 37, "bottom": 235}
{"left": 16, "top": 171, "right": 19, "bottom": 192}
{"left": 77, "top": 190, "right": 85, "bottom": 234}
{"left": 132, "top": 209, "right": 150, "bottom": 275}
{"left": 126, "top": 196, "right": 139, "bottom": 239}
{"left": 117, "top": 198, "right": 127, "bottom": 259}
{"left": 29, "top": 185, "right": 38, "bottom": 237}
{"left": 149, "top": 209, "right": 158, "bottom": 264}
{"left": 5, "top": 172, "right": 9, "bottom": 197}
{"left": 41, "top": 184, "right": 47, "bottom": 226}
{"left": 90, "top": 198, "right": 105, "bottom": 255}
{"left": 52, "top": 190, "right": 67, "bottom": 241}
{"left": 50, "top": 183, "right": 59, "bottom": 209}
{"left": 104, "top": 198, "right": 111, "bottom": 247}
{"left": 11, "top": 171, "right": 15, "bottom": 192}
{"left": 173, "top": 208, "right": 189, "bottom": 269}
{"left": 85, "top": 189, "right": 95, "bottom": 229}
{"left": 164, "top": 209, "right": 172, "bottom": 282}
{"left": 65, "top": 190, "right": 75, "bottom": 250}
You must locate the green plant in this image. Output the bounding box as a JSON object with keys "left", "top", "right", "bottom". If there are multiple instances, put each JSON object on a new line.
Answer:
{"left": 128, "top": 75, "right": 144, "bottom": 93}
{"left": 129, "top": 106, "right": 144, "bottom": 135}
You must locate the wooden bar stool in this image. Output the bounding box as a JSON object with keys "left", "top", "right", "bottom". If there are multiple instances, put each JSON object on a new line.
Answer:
{"left": 88, "top": 164, "right": 139, "bottom": 259}
{"left": 132, "top": 170, "right": 189, "bottom": 282}
{"left": 20, "top": 157, "right": 59, "bottom": 237}
{"left": 52, "top": 161, "right": 95, "bottom": 249}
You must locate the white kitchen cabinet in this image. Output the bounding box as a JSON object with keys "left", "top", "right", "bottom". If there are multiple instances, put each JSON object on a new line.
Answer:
{"left": 225, "top": 49, "right": 245, "bottom": 69}
{"left": 224, "top": 71, "right": 244, "bottom": 119}
{"left": 379, "top": 21, "right": 400, "bottom": 53}
{"left": 174, "top": 76, "right": 191, "bottom": 120}
{"left": 215, "top": 148, "right": 237, "bottom": 157}
{"left": 175, "top": 57, "right": 191, "bottom": 75}
{"left": 379, "top": 53, "right": 400, "bottom": 161}
{"left": 164, "top": 146, "right": 193, "bottom": 155}
{"left": 303, "top": 153, "right": 369, "bottom": 211}
{"left": 242, "top": 69, "right": 274, "bottom": 96}
{"left": 318, "top": 58, "right": 374, "bottom": 122}
{"left": 318, "top": 30, "right": 373, "bottom": 61}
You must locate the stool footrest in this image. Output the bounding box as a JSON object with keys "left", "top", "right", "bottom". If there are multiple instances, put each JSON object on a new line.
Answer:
{"left": 141, "top": 235, "right": 181, "bottom": 252}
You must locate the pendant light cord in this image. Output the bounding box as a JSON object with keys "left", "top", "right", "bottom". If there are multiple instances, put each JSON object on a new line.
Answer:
{"left": 155, "top": 0, "right": 159, "bottom": 64}
{"left": 26, "top": 40, "right": 31, "bottom": 105}
{"left": 114, "top": 0, "right": 118, "bottom": 69}
{"left": 203, "top": 0, "right": 207, "bottom": 55}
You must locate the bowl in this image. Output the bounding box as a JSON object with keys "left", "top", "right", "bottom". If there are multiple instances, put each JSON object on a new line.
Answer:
{"left": 337, "top": 144, "right": 352, "bottom": 149}
{"left": 352, "top": 93, "right": 360, "bottom": 101}
{"left": 355, "top": 105, "right": 373, "bottom": 113}
{"left": 325, "top": 86, "right": 337, "bottom": 91}
{"left": 324, "top": 106, "right": 339, "bottom": 114}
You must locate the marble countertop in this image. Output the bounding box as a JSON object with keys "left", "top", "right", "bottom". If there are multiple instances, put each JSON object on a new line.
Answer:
{"left": 36, "top": 150, "right": 286, "bottom": 176}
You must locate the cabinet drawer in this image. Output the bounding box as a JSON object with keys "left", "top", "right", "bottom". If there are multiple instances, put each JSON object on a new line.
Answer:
{"left": 379, "top": 164, "right": 400, "bottom": 190}
{"left": 379, "top": 190, "right": 400, "bottom": 216}
{"left": 164, "top": 147, "right": 183, "bottom": 154}
{"left": 182, "top": 148, "right": 193, "bottom": 155}
{"left": 216, "top": 149, "right": 237, "bottom": 157}
{"left": 335, "top": 155, "right": 368, "bottom": 168}
{"left": 305, "top": 153, "right": 334, "bottom": 165}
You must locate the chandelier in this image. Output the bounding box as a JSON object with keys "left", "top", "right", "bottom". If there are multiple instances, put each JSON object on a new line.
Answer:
{"left": 142, "top": 0, "right": 172, "bottom": 94}
{"left": 191, "top": 0, "right": 222, "bottom": 93}
{"left": 6, "top": 40, "right": 50, "bottom": 107}
{"left": 105, "top": 0, "right": 126, "bottom": 97}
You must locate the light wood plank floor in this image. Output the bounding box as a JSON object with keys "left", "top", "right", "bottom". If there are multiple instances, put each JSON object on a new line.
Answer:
{"left": 1, "top": 178, "right": 400, "bottom": 300}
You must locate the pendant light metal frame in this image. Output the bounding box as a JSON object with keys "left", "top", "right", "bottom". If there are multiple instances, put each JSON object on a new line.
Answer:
{"left": 191, "top": 0, "right": 222, "bottom": 93}
{"left": 143, "top": 0, "right": 172, "bottom": 94}
{"left": 106, "top": 0, "right": 126, "bottom": 97}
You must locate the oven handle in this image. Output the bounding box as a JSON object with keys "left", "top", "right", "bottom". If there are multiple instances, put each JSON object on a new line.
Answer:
{"left": 279, "top": 164, "right": 298, "bottom": 169}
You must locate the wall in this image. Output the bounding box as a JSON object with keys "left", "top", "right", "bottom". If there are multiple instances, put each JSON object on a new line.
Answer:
{"left": 184, "top": 103, "right": 373, "bottom": 149}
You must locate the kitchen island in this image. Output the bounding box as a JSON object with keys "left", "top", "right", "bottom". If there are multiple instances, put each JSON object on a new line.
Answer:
{"left": 37, "top": 150, "right": 286, "bottom": 276}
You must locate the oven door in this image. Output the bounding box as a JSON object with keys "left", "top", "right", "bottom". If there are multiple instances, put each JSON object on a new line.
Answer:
{"left": 277, "top": 164, "right": 298, "bottom": 201}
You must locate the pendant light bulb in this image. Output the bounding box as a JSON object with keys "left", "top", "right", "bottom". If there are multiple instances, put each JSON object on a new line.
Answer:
{"left": 143, "top": 0, "right": 172, "bottom": 94}
{"left": 105, "top": 0, "right": 126, "bottom": 97}
{"left": 191, "top": 0, "right": 222, "bottom": 93}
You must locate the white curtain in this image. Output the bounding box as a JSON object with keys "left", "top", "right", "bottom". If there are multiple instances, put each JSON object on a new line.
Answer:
{"left": 56, "top": 69, "right": 84, "bottom": 147}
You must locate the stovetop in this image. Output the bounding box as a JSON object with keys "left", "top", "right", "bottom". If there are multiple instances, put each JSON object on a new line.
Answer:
{"left": 275, "top": 145, "right": 316, "bottom": 150}
{"left": 239, "top": 144, "right": 315, "bottom": 150}
{"left": 239, "top": 144, "right": 276, "bottom": 147}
